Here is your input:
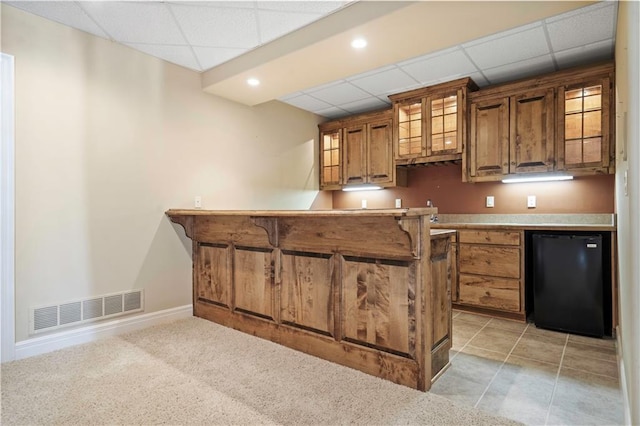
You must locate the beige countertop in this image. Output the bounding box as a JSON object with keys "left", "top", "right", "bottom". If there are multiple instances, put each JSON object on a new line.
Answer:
{"left": 166, "top": 208, "right": 438, "bottom": 218}
{"left": 431, "top": 213, "right": 616, "bottom": 231}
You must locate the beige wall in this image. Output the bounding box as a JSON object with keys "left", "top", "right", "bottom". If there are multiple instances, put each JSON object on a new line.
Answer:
{"left": 615, "top": 1, "right": 640, "bottom": 424}
{"left": 1, "top": 5, "right": 322, "bottom": 342}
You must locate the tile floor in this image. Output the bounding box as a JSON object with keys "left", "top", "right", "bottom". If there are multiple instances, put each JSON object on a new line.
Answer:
{"left": 430, "top": 311, "right": 624, "bottom": 425}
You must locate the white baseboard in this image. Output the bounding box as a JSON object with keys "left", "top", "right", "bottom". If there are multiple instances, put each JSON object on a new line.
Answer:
{"left": 13, "top": 305, "right": 193, "bottom": 361}
{"left": 616, "top": 325, "right": 632, "bottom": 425}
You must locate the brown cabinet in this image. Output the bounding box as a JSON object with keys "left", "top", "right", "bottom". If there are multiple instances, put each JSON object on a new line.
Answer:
{"left": 466, "top": 62, "right": 614, "bottom": 182}
{"left": 456, "top": 229, "right": 524, "bottom": 319}
{"left": 390, "top": 78, "right": 478, "bottom": 165}
{"left": 467, "top": 88, "right": 555, "bottom": 182}
{"left": 557, "top": 74, "right": 613, "bottom": 174}
{"left": 320, "top": 110, "right": 404, "bottom": 190}
{"left": 319, "top": 127, "right": 342, "bottom": 190}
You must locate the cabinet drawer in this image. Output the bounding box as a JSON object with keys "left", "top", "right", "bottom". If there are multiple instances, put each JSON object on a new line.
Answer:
{"left": 458, "top": 274, "right": 520, "bottom": 312}
{"left": 458, "top": 245, "right": 520, "bottom": 278}
{"left": 459, "top": 230, "right": 521, "bottom": 246}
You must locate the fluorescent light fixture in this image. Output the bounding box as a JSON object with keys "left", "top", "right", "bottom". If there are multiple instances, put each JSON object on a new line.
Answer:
{"left": 247, "top": 78, "right": 260, "bottom": 86}
{"left": 351, "top": 38, "right": 367, "bottom": 49}
{"left": 342, "top": 185, "right": 382, "bottom": 192}
{"left": 502, "top": 175, "right": 574, "bottom": 184}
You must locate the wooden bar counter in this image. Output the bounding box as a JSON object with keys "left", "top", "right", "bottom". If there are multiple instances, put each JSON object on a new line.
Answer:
{"left": 166, "top": 208, "right": 454, "bottom": 391}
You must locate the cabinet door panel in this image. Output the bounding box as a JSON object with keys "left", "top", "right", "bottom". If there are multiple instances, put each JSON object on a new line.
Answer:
{"left": 343, "top": 125, "right": 367, "bottom": 184}
{"left": 196, "top": 243, "right": 231, "bottom": 307}
{"left": 510, "top": 89, "right": 555, "bottom": 173}
{"left": 458, "top": 245, "right": 520, "bottom": 279}
{"left": 319, "top": 129, "right": 342, "bottom": 189}
{"left": 430, "top": 236, "right": 451, "bottom": 347}
{"left": 458, "top": 274, "right": 520, "bottom": 312}
{"left": 342, "top": 257, "right": 414, "bottom": 357}
{"left": 234, "top": 246, "right": 274, "bottom": 320}
{"left": 469, "top": 97, "right": 510, "bottom": 181}
{"left": 367, "top": 119, "right": 394, "bottom": 184}
{"left": 280, "top": 251, "right": 333, "bottom": 335}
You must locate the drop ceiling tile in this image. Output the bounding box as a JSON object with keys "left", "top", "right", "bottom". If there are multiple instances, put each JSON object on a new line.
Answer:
{"left": 258, "top": 10, "right": 323, "bottom": 44}
{"left": 170, "top": 4, "right": 259, "bottom": 48}
{"left": 400, "top": 49, "right": 478, "bottom": 85}
{"left": 468, "top": 72, "right": 489, "bottom": 88}
{"left": 554, "top": 39, "right": 614, "bottom": 69}
{"left": 346, "top": 64, "right": 396, "bottom": 80}
{"left": 79, "top": 2, "right": 185, "bottom": 45}
{"left": 463, "top": 26, "right": 549, "bottom": 69}
{"left": 5, "top": 1, "right": 109, "bottom": 39}
{"left": 282, "top": 94, "right": 333, "bottom": 111}
{"left": 256, "top": 1, "right": 346, "bottom": 14}
{"left": 483, "top": 55, "right": 555, "bottom": 85}
{"left": 546, "top": 3, "right": 616, "bottom": 52}
{"left": 397, "top": 46, "right": 460, "bottom": 68}
{"left": 279, "top": 91, "right": 304, "bottom": 101}
{"left": 193, "top": 46, "right": 248, "bottom": 70}
{"left": 349, "top": 67, "right": 419, "bottom": 96}
{"left": 463, "top": 21, "right": 542, "bottom": 47}
{"left": 307, "top": 82, "right": 370, "bottom": 105}
{"left": 124, "top": 43, "right": 201, "bottom": 71}
{"left": 339, "top": 97, "right": 390, "bottom": 115}
{"left": 314, "top": 106, "right": 349, "bottom": 119}
{"left": 170, "top": 1, "right": 255, "bottom": 9}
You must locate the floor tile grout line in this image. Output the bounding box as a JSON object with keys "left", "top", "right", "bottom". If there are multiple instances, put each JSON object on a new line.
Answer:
{"left": 472, "top": 320, "right": 531, "bottom": 410}
{"left": 544, "top": 333, "right": 570, "bottom": 426}
{"left": 449, "top": 317, "right": 492, "bottom": 362}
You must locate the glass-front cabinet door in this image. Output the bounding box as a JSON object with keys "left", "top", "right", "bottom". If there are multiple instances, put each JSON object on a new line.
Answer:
{"left": 319, "top": 128, "right": 342, "bottom": 190}
{"left": 427, "top": 91, "right": 463, "bottom": 156}
{"left": 396, "top": 100, "right": 424, "bottom": 158}
{"left": 557, "top": 77, "right": 612, "bottom": 174}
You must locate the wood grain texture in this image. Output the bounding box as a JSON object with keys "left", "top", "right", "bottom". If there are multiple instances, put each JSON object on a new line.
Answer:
{"left": 458, "top": 245, "right": 521, "bottom": 279}
{"left": 469, "top": 96, "right": 510, "bottom": 181}
{"left": 280, "top": 251, "right": 333, "bottom": 334}
{"left": 458, "top": 230, "right": 521, "bottom": 245}
{"left": 233, "top": 246, "right": 274, "bottom": 320}
{"left": 343, "top": 124, "right": 366, "bottom": 185}
{"left": 195, "top": 243, "right": 231, "bottom": 307}
{"left": 167, "top": 210, "right": 450, "bottom": 391}
{"left": 430, "top": 235, "right": 451, "bottom": 348}
{"left": 342, "top": 257, "right": 411, "bottom": 356}
{"left": 277, "top": 216, "right": 415, "bottom": 260}
{"left": 458, "top": 274, "right": 520, "bottom": 312}
{"left": 509, "top": 88, "right": 555, "bottom": 174}
{"left": 367, "top": 118, "right": 394, "bottom": 184}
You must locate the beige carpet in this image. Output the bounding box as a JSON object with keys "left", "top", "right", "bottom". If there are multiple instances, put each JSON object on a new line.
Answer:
{"left": 1, "top": 317, "right": 519, "bottom": 425}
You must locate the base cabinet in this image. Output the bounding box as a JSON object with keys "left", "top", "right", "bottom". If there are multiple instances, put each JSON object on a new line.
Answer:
{"left": 454, "top": 229, "right": 525, "bottom": 320}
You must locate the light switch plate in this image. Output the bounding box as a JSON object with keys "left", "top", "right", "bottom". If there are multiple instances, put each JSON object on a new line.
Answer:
{"left": 527, "top": 195, "right": 536, "bottom": 208}
{"left": 486, "top": 196, "right": 495, "bottom": 208}
{"left": 395, "top": 198, "right": 402, "bottom": 208}
{"left": 194, "top": 196, "right": 202, "bottom": 209}
{"left": 361, "top": 199, "right": 367, "bottom": 209}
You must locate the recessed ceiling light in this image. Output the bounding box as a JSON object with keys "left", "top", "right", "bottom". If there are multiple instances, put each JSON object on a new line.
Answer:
{"left": 247, "top": 78, "right": 260, "bottom": 86}
{"left": 351, "top": 38, "right": 367, "bottom": 49}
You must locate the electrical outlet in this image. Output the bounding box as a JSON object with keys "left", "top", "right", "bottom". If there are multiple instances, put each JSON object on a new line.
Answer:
{"left": 361, "top": 199, "right": 367, "bottom": 209}
{"left": 194, "top": 196, "right": 202, "bottom": 209}
{"left": 486, "top": 196, "right": 495, "bottom": 208}
{"left": 395, "top": 198, "right": 402, "bottom": 208}
{"left": 527, "top": 195, "right": 536, "bottom": 208}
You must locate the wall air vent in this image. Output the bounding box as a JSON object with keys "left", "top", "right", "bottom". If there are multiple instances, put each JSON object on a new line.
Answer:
{"left": 30, "top": 289, "right": 144, "bottom": 335}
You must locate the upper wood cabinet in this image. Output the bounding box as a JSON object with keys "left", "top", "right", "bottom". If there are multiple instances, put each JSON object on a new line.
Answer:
{"left": 556, "top": 74, "right": 613, "bottom": 174}
{"left": 467, "top": 88, "right": 555, "bottom": 182}
{"left": 466, "top": 61, "right": 614, "bottom": 182}
{"left": 319, "top": 110, "right": 405, "bottom": 190}
{"left": 390, "top": 78, "right": 478, "bottom": 165}
{"left": 319, "top": 127, "right": 342, "bottom": 190}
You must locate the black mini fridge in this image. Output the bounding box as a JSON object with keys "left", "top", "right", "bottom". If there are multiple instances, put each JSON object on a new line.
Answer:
{"left": 532, "top": 233, "right": 605, "bottom": 337}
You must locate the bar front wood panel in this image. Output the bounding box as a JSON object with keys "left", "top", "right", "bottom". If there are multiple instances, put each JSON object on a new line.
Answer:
{"left": 166, "top": 209, "right": 452, "bottom": 392}
{"left": 280, "top": 251, "right": 333, "bottom": 335}
{"left": 342, "top": 257, "right": 413, "bottom": 357}
{"left": 195, "top": 243, "right": 231, "bottom": 307}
